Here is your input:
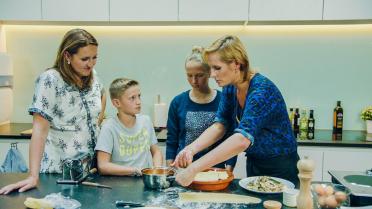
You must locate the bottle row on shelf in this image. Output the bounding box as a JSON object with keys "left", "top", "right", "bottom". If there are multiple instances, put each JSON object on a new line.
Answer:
{"left": 289, "top": 108, "right": 315, "bottom": 140}
{"left": 288, "top": 101, "right": 344, "bottom": 141}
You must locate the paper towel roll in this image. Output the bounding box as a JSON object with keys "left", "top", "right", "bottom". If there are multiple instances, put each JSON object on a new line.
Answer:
{"left": 154, "top": 103, "right": 168, "bottom": 128}
{"left": 0, "top": 87, "right": 13, "bottom": 123}
{"left": 0, "top": 52, "right": 13, "bottom": 75}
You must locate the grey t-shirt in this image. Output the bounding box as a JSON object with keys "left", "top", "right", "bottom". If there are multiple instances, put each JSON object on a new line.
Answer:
{"left": 95, "top": 114, "right": 158, "bottom": 169}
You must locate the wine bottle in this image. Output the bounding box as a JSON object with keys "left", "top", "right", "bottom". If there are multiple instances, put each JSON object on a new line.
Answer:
{"left": 293, "top": 108, "right": 300, "bottom": 138}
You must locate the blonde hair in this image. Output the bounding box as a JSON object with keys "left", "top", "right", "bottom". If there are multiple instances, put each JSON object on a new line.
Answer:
{"left": 109, "top": 78, "right": 139, "bottom": 99}
{"left": 185, "top": 46, "right": 210, "bottom": 72}
{"left": 52, "top": 28, "right": 98, "bottom": 89}
{"left": 203, "top": 35, "right": 250, "bottom": 81}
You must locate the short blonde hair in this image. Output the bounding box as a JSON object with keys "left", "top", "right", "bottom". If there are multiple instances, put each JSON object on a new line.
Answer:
{"left": 109, "top": 78, "right": 139, "bottom": 99}
{"left": 203, "top": 35, "right": 250, "bottom": 81}
{"left": 185, "top": 46, "right": 210, "bottom": 72}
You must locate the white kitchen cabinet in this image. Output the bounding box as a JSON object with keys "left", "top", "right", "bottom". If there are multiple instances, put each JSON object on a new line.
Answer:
{"left": 323, "top": 0, "right": 372, "bottom": 20}
{"left": 322, "top": 147, "right": 372, "bottom": 181}
{"left": 179, "top": 0, "right": 249, "bottom": 21}
{"left": 249, "top": 0, "right": 323, "bottom": 21}
{"left": 0, "top": 139, "right": 30, "bottom": 170}
{"left": 0, "top": 0, "right": 42, "bottom": 21}
{"left": 110, "top": 0, "right": 178, "bottom": 21}
{"left": 42, "top": 0, "right": 109, "bottom": 21}
{"left": 298, "top": 146, "right": 324, "bottom": 181}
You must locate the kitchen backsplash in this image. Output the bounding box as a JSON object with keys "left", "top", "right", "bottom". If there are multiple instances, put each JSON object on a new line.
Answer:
{"left": 4, "top": 25, "right": 372, "bottom": 130}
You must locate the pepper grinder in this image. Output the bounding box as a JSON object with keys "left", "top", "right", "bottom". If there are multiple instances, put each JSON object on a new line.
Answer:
{"left": 296, "top": 156, "right": 315, "bottom": 209}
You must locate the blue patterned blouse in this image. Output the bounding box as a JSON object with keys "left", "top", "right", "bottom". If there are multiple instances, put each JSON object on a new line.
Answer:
{"left": 29, "top": 69, "right": 103, "bottom": 173}
{"left": 214, "top": 73, "right": 297, "bottom": 159}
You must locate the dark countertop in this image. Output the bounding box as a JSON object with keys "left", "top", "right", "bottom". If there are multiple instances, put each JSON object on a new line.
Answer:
{"left": 1, "top": 123, "right": 371, "bottom": 148}
{"left": 0, "top": 123, "right": 32, "bottom": 139}
{"left": 0, "top": 173, "right": 294, "bottom": 209}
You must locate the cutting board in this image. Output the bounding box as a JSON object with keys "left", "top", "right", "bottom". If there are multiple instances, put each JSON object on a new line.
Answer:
{"left": 179, "top": 192, "right": 261, "bottom": 204}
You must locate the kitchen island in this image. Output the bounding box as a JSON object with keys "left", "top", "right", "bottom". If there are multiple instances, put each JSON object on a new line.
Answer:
{"left": 1, "top": 123, "right": 371, "bottom": 181}
{"left": 0, "top": 173, "right": 297, "bottom": 209}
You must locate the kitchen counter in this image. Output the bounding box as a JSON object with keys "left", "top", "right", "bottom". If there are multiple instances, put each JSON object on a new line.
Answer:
{"left": 0, "top": 123, "right": 32, "bottom": 139}
{"left": 0, "top": 173, "right": 295, "bottom": 209}
{"left": 1, "top": 123, "right": 371, "bottom": 147}
{"left": 329, "top": 170, "right": 372, "bottom": 206}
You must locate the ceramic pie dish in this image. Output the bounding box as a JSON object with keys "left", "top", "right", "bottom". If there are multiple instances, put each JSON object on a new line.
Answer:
{"left": 188, "top": 168, "right": 234, "bottom": 191}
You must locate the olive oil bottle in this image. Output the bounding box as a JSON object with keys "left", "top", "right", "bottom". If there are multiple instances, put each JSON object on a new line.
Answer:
{"left": 332, "top": 101, "right": 343, "bottom": 140}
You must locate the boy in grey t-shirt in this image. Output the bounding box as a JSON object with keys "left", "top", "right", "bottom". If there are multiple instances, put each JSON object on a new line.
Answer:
{"left": 95, "top": 78, "right": 163, "bottom": 176}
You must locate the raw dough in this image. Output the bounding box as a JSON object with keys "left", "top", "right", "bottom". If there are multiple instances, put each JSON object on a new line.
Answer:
{"left": 194, "top": 170, "right": 229, "bottom": 182}
{"left": 179, "top": 192, "right": 261, "bottom": 204}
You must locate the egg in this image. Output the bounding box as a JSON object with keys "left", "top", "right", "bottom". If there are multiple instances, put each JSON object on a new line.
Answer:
{"left": 325, "top": 185, "right": 334, "bottom": 196}
{"left": 335, "top": 191, "right": 347, "bottom": 203}
{"left": 318, "top": 196, "right": 327, "bottom": 208}
{"left": 325, "top": 195, "right": 339, "bottom": 209}
{"left": 314, "top": 184, "right": 326, "bottom": 196}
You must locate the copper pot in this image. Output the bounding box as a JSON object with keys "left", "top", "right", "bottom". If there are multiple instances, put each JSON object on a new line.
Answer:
{"left": 141, "top": 167, "right": 176, "bottom": 190}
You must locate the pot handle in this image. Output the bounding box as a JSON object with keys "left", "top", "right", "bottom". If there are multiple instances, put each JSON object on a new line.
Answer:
{"left": 169, "top": 166, "right": 178, "bottom": 174}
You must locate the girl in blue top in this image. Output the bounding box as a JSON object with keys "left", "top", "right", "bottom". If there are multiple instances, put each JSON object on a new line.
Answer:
{"left": 172, "top": 35, "right": 299, "bottom": 187}
{"left": 166, "top": 46, "right": 236, "bottom": 171}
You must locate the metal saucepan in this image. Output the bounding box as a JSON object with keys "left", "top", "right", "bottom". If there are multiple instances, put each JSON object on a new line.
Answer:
{"left": 141, "top": 167, "right": 176, "bottom": 190}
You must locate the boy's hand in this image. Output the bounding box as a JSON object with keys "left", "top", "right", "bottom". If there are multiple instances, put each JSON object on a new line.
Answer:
{"left": 132, "top": 168, "right": 142, "bottom": 176}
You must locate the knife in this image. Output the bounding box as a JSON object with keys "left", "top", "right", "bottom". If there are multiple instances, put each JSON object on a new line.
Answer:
{"left": 81, "top": 181, "right": 112, "bottom": 189}
{"left": 115, "top": 200, "right": 145, "bottom": 207}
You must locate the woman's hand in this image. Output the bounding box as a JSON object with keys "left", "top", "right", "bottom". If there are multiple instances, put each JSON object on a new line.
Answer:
{"left": 175, "top": 166, "right": 197, "bottom": 187}
{"left": 171, "top": 147, "right": 194, "bottom": 168}
{"left": 0, "top": 176, "right": 39, "bottom": 195}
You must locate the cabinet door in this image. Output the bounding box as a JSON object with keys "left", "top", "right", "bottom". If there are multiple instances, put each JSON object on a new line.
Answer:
{"left": 110, "top": 0, "right": 178, "bottom": 21}
{"left": 323, "top": 0, "right": 372, "bottom": 20}
{"left": 323, "top": 148, "right": 372, "bottom": 181}
{"left": 42, "top": 0, "right": 109, "bottom": 21}
{"left": 298, "top": 146, "right": 324, "bottom": 181}
{"left": 0, "top": 0, "right": 41, "bottom": 21}
{"left": 179, "top": 0, "right": 249, "bottom": 21}
{"left": 249, "top": 0, "right": 323, "bottom": 21}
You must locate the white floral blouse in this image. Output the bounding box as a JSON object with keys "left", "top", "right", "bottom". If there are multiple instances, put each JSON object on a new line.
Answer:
{"left": 29, "top": 69, "right": 102, "bottom": 173}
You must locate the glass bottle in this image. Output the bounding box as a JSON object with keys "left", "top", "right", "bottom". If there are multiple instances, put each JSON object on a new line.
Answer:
{"left": 332, "top": 101, "right": 343, "bottom": 140}
{"left": 307, "top": 110, "right": 315, "bottom": 140}
{"left": 289, "top": 108, "right": 294, "bottom": 129}
{"left": 299, "top": 109, "right": 308, "bottom": 140}
{"left": 293, "top": 108, "right": 300, "bottom": 138}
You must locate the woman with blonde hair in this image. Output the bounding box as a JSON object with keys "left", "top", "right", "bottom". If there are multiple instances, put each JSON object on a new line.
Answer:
{"left": 166, "top": 46, "right": 236, "bottom": 171}
{"left": 0, "top": 28, "right": 105, "bottom": 194}
{"left": 172, "top": 35, "right": 299, "bottom": 187}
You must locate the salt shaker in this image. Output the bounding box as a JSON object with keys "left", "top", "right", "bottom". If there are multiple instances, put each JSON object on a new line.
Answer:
{"left": 296, "top": 156, "right": 315, "bottom": 209}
